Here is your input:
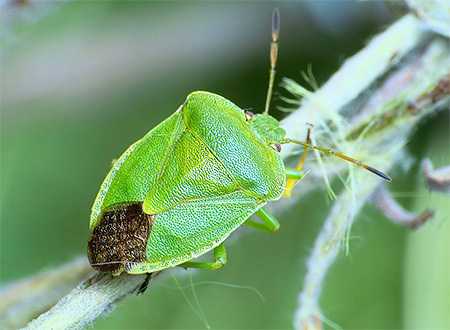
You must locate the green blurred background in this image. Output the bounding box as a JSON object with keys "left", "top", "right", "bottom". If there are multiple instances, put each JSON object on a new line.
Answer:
{"left": 1, "top": 1, "right": 449, "bottom": 329}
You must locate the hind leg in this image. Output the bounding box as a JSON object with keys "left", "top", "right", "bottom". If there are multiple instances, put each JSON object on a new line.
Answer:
{"left": 180, "top": 243, "right": 227, "bottom": 270}
{"left": 137, "top": 273, "right": 152, "bottom": 295}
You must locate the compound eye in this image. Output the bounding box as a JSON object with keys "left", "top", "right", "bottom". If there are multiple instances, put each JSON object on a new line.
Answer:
{"left": 244, "top": 110, "right": 255, "bottom": 121}
{"left": 271, "top": 144, "right": 281, "bottom": 152}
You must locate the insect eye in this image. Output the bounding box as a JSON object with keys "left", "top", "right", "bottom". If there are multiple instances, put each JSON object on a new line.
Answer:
{"left": 244, "top": 110, "right": 255, "bottom": 121}
{"left": 271, "top": 144, "right": 281, "bottom": 152}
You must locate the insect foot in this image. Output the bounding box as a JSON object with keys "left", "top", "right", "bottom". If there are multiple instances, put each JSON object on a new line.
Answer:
{"left": 88, "top": 203, "right": 153, "bottom": 274}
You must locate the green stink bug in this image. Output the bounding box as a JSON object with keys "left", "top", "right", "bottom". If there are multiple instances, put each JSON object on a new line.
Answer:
{"left": 87, "top": 10, "right": 389, "bottom": 279}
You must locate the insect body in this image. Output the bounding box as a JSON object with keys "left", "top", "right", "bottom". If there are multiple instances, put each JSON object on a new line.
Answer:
{"left": 88, "top": 91, "right": 291, "bottom": 275}
{"left": 87, "top": 10, "right": 389, "bottom": 277}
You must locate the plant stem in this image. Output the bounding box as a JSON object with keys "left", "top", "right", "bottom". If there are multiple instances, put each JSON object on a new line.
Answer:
{"left": 0, "top": 257, "right": 91, "bottom": 329}
{"left": 293, "top": 15, "right": 449, "bottom": 329}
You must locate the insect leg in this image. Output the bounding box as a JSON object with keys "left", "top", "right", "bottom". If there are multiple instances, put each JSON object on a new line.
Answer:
{"left": 283, "top": 126, "right": 311, "bottom": 197}
{"left": 137, "top": 273, "right": 152, "bottom": 295}
{"left": 180, "top": 243, "right": 227, "bottom": 270}
{"left": 285, "top": 168, "right": 306, "bottom": 180}
{"left": 245, "top": 208, "right": 280, "bottom": 232}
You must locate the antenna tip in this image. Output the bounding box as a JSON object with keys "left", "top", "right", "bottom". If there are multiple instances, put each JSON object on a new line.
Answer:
{"left": 272, "top": 8, "right": 280, "bottom": 41}
{"left": 366, "top": 166, "right": 392, "bottom": 182}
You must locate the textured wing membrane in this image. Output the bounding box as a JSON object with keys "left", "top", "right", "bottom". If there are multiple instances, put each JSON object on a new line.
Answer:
{"left": 92, "top": 91, "right": 285, "bottom": 231}
{"left": 89, "top": 92, "right": 285, "bottom": 274}
{"left": 143, "top": 130, "right": 239, "bottom": 214}
{"left": 90, "top": 111, "right": 184, "bottom": 228}
{"left": 128, "top": 191, "right": 261, "bottom": 273}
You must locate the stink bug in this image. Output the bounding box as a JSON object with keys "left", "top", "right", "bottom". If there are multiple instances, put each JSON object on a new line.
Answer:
{"left": 87, "top": 9, "right": 389, "bottom": 280}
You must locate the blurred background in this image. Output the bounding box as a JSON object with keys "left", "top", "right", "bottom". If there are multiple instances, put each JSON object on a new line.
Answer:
{"left": 1, "top": 1, "right": 449, "bottom": 329}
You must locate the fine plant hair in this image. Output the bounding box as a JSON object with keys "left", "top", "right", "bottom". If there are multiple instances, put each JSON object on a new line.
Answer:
{"left": 1, "top": 8, "right": 449, "bottom": 330}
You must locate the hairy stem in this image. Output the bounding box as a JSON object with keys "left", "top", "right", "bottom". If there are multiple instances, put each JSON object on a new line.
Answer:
{"left": 23, "top": 272, "right": 147, "bottom": 330}
{"left": 371, "top": 185, "right": 434, "bottom": 229}
{"left": 0, "top": 258, "right": 91, "bottom": 329}
{"left": 422, "top": 158, "right": 450, "bottom": 193}
{"left": 293, "top": 14, "right": 449, "bottom": 329}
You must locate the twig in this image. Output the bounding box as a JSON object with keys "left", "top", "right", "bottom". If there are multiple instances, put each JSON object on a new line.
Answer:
{"left": 406, "top": 0, "right": 450, "bottom": 38}
{"left": 295, "top": 168, "right": 397, "bottom": 330}
{"left": 23, "top": 272, "right": 147, "bottom": 330}
{"left": 422, "top": 158, "right": 450, "bottom": 193}
{"left": 372, "top": 185, "right": 434, "bottom": 229}
{"left": 0, "top": 257, "right": 91, "bottom": 329}
{"left": 294, "top": 13, "right": 449, "bottom": 330}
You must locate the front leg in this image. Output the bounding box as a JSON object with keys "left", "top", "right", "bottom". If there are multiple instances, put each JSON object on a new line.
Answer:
{"left": 284, "top": 127, "right": 311, "bottom": 197}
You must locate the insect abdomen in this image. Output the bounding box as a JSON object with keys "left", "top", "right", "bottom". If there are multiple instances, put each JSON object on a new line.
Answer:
{"left": 88, "top": 203, "right": 153, "bottom": 274}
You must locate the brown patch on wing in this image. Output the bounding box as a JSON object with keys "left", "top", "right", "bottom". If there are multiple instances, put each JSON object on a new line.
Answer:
{"left": 88, "top": 203, "right": 153, "bottom": 273}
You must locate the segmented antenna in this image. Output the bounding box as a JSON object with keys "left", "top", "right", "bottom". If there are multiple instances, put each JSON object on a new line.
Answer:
{"left": 284, "top": 138, "right": 392, "bottom": 181}
{"left": 263, "top": 8, "right": 280, "bottom": 115}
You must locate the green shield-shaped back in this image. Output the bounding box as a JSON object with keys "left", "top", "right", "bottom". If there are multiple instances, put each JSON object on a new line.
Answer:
{"left": 90, "top": 91, "right": 286, "bottom": 273}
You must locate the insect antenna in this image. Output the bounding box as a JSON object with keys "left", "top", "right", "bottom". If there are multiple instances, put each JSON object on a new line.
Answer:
{"left": 283, "top": 138, "right": 391, "bottom": 181}
{"left": 263, "top": 8, "right": 280, "bottom": 115}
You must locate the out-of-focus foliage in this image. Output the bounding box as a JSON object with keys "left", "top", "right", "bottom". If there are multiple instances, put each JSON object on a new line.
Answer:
{"left": 1, "top": 1, "right": 448, "bottom": 329}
